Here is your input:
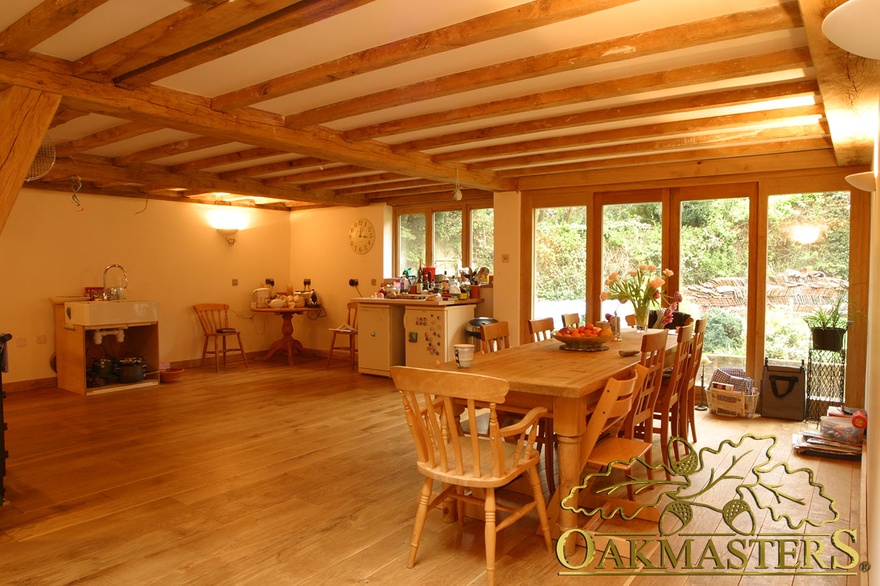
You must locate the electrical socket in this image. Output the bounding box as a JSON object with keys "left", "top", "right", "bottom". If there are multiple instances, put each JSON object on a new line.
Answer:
{"left": 36, "top": 334, "right": 47, "bottom": 344}
{"left": 349, "top": 278, "right": 358, "bottom": 287}
{"left": 232, "top": 278, "right": 238, "bottom": 286}
{"left": 371, "top": 278, "right": 377, "bottom": 286}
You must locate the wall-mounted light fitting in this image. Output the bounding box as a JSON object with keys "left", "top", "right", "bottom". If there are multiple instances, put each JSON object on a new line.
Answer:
{"left": 217, "top": 228, "right": 238, "bottom": 246}
{"left": 845, "top": 171, "right": 876, "bottom": 192}
{"left": 822, "top": 0, "right": 880, "bottom": 60}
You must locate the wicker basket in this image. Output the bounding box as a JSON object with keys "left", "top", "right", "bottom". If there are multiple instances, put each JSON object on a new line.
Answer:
{"left": 707, "top": 385, "right": 759, "bottom": 418}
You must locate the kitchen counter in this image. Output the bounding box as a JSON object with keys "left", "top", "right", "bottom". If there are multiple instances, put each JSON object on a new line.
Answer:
{"left": 352, "top": 296, "right": 482, "bottom": 307}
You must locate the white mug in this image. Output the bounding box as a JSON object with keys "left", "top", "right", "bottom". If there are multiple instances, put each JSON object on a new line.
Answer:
{"left": 454, "top": 344, "right": 475, "bottom": 368}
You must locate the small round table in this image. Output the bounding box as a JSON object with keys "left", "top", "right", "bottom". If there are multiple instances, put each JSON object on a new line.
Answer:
{"left": 252, "top": 307, "right": 314, "bottom": 365}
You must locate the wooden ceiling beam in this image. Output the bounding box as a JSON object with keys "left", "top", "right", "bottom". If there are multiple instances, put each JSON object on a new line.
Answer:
{"left": 54, "top": 121, "right": 161, "bottom": 156}
{"left": 0, "top": 0, "right": 111, "bottom": 58}
{"left": 434, "top": 104, "right": 824, "bottom": 164}
{"left": 265, "top": 164, "right": 377, "bottom": 186}
{"left": 50, "top": 104, "right": 91, "bottom": 128}
{"left": 114, "top": 136, "right": 230, "bottom": 166}
{"left": 0, "top": 86, "right": 61, "bottom": 233}
{"left": 74, "top": 0, "right": 329, "bottom": 82}
{"left": 212, "top": 0, "right": 638, "bottom": 111}
{"left": 499, "top": 137, "right": 833, "bottom": 178}
{"left": 516, "top": 149, "right": 841, "bottom": 191}
{"left": 44, "top": 157, "right": 369, "bottom": 206}
{"left": 172, "top": 147, "right": 286, "bottom": 172}
{"left": 474, "top": 123, "right": 828, "bottom": 171}
{"left": 219, "top": 156, "right": 328, "bottom": 180}
{"left": 286, "top": 3, "right": 802, "bottom": 127}
{"left": 347, "top": 48, "right": 812, "bottom": 142}
{"left": 0, "top": 55, "right": 508, "bottom": 191}
{"left": 797, "top": 0, "right": 880, "bottom": 166}
{"left": 333, "top": 179, "right": 442, "bottom": 197}
{"left": 392, "top": 80, "right": 820, "bottom": 153}
{"left": 119, "top": 0, "right": 377, "bottom": 88}
{"left": 305, "top": 172, "right": 414, "bottom": 191}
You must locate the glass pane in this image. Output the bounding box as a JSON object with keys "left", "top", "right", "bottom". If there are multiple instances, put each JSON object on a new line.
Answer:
{"left": 433, "top": 210, "right": 462, "bottom": 278}
{"left": 679, "top": 198, "right": 750, "bottom": 383}
{"left": 533, "top": 206, "right": 586, "bottom": 329}
{"left": 398, "top": 213, "right": 425, "bottom": 276}
{"left": 470, "top": 207, "right": 494, "bottom": 273}
{"left": 765, "top": 191, "right": 850, "bottom": 365}
{"left": 601, "top": 202, "right": 662, "bottom": 323}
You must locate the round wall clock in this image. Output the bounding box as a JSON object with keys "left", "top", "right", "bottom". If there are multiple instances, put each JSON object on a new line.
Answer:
{"left": 348, "top": 217, "right": 375, "bottom": 254}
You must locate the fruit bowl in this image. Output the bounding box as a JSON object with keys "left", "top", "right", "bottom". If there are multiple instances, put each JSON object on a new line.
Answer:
{"left": 552, "top": 333, "right": 614, "bottom": 352}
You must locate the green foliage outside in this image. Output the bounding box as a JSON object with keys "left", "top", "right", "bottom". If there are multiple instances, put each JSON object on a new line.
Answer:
{"left": 534, "top": 192, "right": 850, "bottom": 359}
{"left": 534, "top": 207, "right": 586, "bottom": 302}
{"left": 471, "top": 208, "right": 495, "bottom": 271}
{"left": 703, "top": 308, "right": 745, "bottom": 355}
{"left": 602, "top": 203, "right": 662, "bottom": 276}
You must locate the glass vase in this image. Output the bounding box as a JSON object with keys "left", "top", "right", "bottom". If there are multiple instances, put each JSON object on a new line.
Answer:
{"left": 633, "top": 305, "right": 650, "bottom": 331}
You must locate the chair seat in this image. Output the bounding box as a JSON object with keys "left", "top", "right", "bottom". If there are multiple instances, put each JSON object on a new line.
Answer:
{"left": 194, "top": 303, "right": 247, "bottom": 372}
{"left": 418, "top": 441, "right": 541, "bottom": 488}
{"left": 587, "top": 436, "right": 652, "bottom": 469}
{"left": 327, "top": 302, "right": 358, "bottom": 369}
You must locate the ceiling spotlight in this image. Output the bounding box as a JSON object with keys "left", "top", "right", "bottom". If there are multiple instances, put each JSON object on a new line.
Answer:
{"left": 452, "top": 168, "right": 462, "bottom": 201}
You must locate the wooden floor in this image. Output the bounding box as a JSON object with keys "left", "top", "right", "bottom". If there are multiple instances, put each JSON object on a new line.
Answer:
{"left": 0, "top": 359, "right": 863, "bottom": 585}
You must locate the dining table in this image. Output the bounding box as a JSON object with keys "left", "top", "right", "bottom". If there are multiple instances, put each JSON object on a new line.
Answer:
{"left": 431, "top": 328, "right": 677, "bottom": 540}
{"left": 252, "top": 306, "right": 315, "bottom": 365}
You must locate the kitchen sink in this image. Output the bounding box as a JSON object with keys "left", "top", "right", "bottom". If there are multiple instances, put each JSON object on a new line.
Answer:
{"left": 64, "top": 300, "right": 160, "bottom": 326}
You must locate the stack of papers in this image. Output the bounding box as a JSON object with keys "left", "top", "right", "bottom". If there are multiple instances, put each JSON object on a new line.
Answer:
{"left": 793, "top": 430, "right": 862, "bottom": 460}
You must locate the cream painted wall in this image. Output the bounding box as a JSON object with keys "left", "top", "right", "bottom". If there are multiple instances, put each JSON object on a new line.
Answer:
{"left": 287, "top": 204, "right": 388, "bottom": 353}
{"left": 492, "top": 191, "right": 522, "bottom": 344}
{"left": 0, "top": 188, "right": 291, "bottom": 383}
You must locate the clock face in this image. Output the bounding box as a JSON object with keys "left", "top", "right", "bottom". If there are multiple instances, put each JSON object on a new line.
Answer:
{"left": 349, "top": 218, "right": 375, "bottom": 254}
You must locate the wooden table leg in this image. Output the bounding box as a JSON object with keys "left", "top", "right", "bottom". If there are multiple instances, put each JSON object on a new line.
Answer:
{"left": 552, "top": 397, "right": 588, "bottom": 554}
{"left": 256, "top": 313, "right": 310, "bottom": 365}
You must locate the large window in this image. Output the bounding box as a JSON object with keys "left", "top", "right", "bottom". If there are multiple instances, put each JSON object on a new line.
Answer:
{"left": 679, "top": 197, "right": 751, "bottom": 381}
{"left": 764, "top": 192, "right": 850, "bottom": 364}
{"left": 601, "top": 202, "right": 662, "bottom": 322}
{"left": 533, "top": 206, "right": 586, "bottom": 328}
{"left": 395, "top": 202, "right": 493, "bottom": 278}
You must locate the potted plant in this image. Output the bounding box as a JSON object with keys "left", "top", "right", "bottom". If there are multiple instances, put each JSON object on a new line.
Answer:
{"left": 803, "top": 290, "right": 848, "bottom": 351}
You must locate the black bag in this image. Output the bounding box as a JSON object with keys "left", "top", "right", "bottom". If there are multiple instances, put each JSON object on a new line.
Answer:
{"left": 760, "top": 358, "right": 806, "bottom": 420}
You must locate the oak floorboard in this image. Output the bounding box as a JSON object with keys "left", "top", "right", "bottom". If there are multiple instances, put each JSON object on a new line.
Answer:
{"left": 0, "top": 362, "right": 861, "bottom": 585}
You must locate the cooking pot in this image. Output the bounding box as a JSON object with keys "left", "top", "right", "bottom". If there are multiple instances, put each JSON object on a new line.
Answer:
{"left": 252, "top": 287, "right": 271, "bottom": 308}
{"left": 466, "top": 317, "right": 497, "bottom": 341}
{"left": 118, "top": 357, "right": 145, "bottom": 383}
{"left": 92, "top": 357, "right": 114, "bottom": 378}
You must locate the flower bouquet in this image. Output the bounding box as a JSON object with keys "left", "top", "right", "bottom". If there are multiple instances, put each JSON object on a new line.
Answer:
{"left": 601, "top": 263, "right": 673, "bottom": 330}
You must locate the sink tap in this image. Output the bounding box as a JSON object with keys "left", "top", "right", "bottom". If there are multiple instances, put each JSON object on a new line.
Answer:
{"left": 103, "top": 264, "right": 128, "bottom": 300}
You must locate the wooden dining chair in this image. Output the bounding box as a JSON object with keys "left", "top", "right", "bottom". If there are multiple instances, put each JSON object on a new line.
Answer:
{"left": 326, "top": 301, "right": 358, "bottom": 369}
{"left": 561, "top": 313, "right": 579, "bottom": 328}
{"left": 653, "top": 322, "right": 695, "bottom": 477}
{"left": 527, "top": 317, "right": 554, "bottom": 342}
{"left": 680, "top": 318, "right": 707, "bottom": 442}
{"left": 193, "top": 303, "right": 248, "bottom": 372}
{"left": 480, "top": 320, "right": 510, "bottom": 353}
{"left": 584, "top": 364, "right": 651, "bottom": 500}
{"left": 482, "top": 318, "right": 555, "bottom": 492}
{"left": 391, "top": 366, "right": 552, "bottom": 586}
{"left": 559, "top": 369, "right": 640, "bottom": 520}
{"left": 606, "top": 330, "right": 668, "bottom": 474}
